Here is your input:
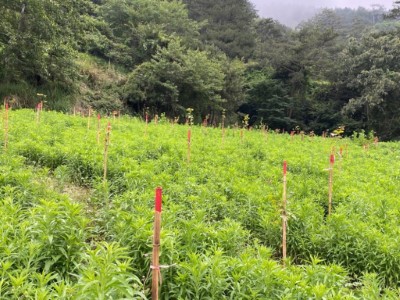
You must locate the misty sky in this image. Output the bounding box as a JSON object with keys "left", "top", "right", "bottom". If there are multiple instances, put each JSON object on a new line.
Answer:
{"left": 250, "top": 0, "right": 395, "bottom": 27}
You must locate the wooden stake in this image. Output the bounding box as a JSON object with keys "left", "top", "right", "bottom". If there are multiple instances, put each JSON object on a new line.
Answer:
{"left": 87, "top": 107, "right": 92, "bottom": 129}
{"left": 187, "top": 128, "right": 191, "bottom": 163}
{"left": 262, "top": 125, "right": 268, "bottom": 141}
{"left": 282, "top": 161, "right": 288, "bottom": 265}
{"left": 97, "top": 114, "right": 101, "bottom": 145}
{"left": 36, "top": 103, "right": 41, "bottom": 124}
{"left": 145, "top": 112, "right": 149, "bottom": 136}
{"left": 4, "top": 102, "right": 9, "bottom": 150}
{"left": 328, "top": 154, "right": 335, "bottom": 215}
{"left": 152, "top": 187, "right": 162, "bottom": 300}
{"left": 221, "top": 113, "right": 226, "bottom": 145}
{"left": 103, "top": 122, "right": 111, "bottom": 183}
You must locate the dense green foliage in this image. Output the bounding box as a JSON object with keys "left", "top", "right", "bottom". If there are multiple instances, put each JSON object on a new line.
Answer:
{"left": 1, "top": 109, "right": 400, "bottom": 298}
{"left": 1, "top": 1, "right": 400, "bottom": 139}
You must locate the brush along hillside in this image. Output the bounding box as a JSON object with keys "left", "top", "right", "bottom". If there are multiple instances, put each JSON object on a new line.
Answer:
{"left": 1, "top": 108, "right": 400, "bottom": 299}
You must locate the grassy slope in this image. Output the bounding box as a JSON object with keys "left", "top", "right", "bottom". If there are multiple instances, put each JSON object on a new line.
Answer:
{"left": 1, "top": 109, "right": 400, "bottom": 298}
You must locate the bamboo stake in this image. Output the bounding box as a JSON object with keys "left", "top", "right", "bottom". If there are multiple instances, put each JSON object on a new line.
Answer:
{"left": 4, "top": 102, "right": 9, "bottom": 150}
{"left": 328, "top": 154, "right": 335, "bottom": 216}
{"left": 221, "top": 110, "right": 226, "bottom": 144}
{"left": 187, "top": 128, "right": 191, "bottom": 163}
{"left": 103, "top": 122, "right": 111, "bottom": 183}
{"left": 282, "top": 161, "right": 288, "bottom": 266}
{"left": 87, "top": 107, "right": 92, "bottom": 129}
{"left": 152, "top": 187, "right": 162, "bottom": 300}
{"left": 36, "top": 103, "right": 41, "bottom": 124}
{"left": 374, "top": 136, "right": 379, "bottom": 146}
{"left": 263, "top": 125, "right": 269, "bottom": 141}
{"left": 145, "top": 112, "right": 149, "bottom": 136}
{"left": 97, "top": 114, "right": 101, "bottom": 145}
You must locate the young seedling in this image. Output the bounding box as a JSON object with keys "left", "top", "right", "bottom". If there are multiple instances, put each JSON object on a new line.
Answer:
{"left": 152, "top": 187, "right": 162, "bottom": 300}
{"left": 282, "top": 161, "right": 288, "bottom": 266}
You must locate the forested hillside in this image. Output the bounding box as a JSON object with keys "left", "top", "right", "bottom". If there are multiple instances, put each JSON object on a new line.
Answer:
{"left": 1, "top": 0, "right": 400, "bottom": 139}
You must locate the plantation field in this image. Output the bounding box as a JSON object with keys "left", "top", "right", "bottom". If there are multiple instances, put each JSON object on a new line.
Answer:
{"left": 1, "top": 109, "right": 400, "bottom": 299}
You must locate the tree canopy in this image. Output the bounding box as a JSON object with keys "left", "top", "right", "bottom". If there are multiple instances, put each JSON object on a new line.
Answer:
{"left": 1, "top": 0, "right": 400, "bottom": 139}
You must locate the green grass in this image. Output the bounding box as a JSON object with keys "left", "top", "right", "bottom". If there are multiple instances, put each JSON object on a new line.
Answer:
{"left": 1, "top": 108, "right": 400, "bottom": 298}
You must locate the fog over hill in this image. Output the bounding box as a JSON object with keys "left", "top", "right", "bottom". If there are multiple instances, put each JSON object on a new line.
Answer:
{"left": 250, "top": 0, "right": 394, "bottom": 27}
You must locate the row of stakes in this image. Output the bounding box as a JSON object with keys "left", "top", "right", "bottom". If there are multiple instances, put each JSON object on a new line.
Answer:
{"left": 2, "top": 102, "right": 377, "bottom": 299}
{"left": 151, "top": 153, "right": 336, "bottom": 299}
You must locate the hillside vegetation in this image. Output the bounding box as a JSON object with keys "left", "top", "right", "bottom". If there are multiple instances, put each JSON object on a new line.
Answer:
{"left": 0, "top": 108, "right": 400, "bottom": 298}
{"left": 1, "top": 1, "right": 400, "bottom": 139}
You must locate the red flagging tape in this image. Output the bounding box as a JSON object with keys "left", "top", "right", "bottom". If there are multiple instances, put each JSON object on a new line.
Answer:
{"left": 155, "top": 187, "right": 162, "bottom": 212}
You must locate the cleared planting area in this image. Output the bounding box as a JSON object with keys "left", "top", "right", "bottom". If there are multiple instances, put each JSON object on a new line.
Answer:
{"left": 1, "top": 109, "right": 400, "bottom": 299}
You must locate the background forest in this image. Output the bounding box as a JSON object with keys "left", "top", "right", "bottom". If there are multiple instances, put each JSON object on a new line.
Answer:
{"left": 1, "top": 0, "right": 400, "bottom": 140}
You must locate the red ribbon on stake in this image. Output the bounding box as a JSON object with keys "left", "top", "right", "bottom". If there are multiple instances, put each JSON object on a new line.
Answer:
{"left": 152, "top": 187, "right": 163, "bottom": 300}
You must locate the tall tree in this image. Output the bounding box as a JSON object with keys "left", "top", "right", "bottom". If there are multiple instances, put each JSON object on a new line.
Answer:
{"left": 0, "top": 0, "right": 92, "bottom": 89}
{"left": 183, "top": 0, "right": 257, "bottom": 59}
{"left": 94, "top": 0, "right": 200, "bottom": 68}
{"left": 124, "top": 37, "right": 246, "bottom": 121}
{"left": 337, "top": 29, "right": 400, "bottom": 140}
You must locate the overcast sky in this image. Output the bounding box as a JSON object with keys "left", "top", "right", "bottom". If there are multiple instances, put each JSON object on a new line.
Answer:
{"left": 250, "top": 0, "right": 395, "bottom": 27}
